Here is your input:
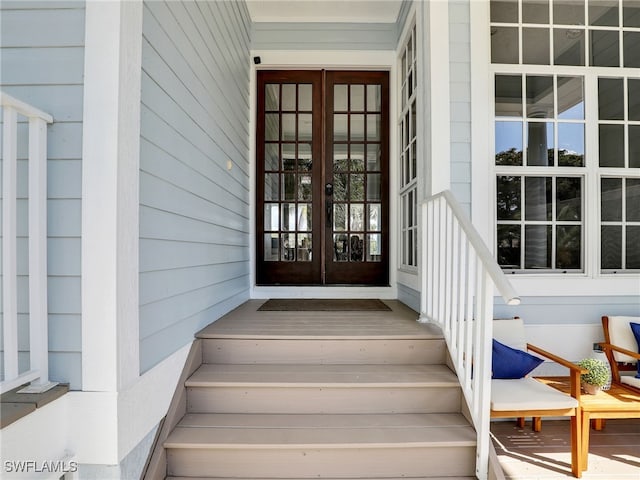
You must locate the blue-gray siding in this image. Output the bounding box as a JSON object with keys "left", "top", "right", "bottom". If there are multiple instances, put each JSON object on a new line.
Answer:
{"left": 449, "top": 0, "right": 472, "bottom": 216}
{"left": 252, "top": 22, "right": 397, "bottom": 50}
{"left": 139, "top": 0, "right": 252, "bottom": 373}
{"left": 0, "top": 0, "right": 85, "bottom": 390}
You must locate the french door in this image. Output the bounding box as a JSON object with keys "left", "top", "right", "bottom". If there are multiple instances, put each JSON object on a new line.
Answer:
{"left": 256, "top": 70, "right": 389, "bottom": 285}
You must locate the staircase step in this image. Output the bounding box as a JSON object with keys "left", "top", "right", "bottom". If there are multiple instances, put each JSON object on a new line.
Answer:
{"left": 202, "top": 338, "right": 446, "bottom": 365}
{"left": 186, "top": 364, "right": 462, "bottom": 414}
{"left": 165, "top": 413, "right": 476, "bottom": 478}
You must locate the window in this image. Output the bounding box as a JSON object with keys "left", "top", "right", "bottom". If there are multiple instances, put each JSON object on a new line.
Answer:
{"left": 399, "top": 22, "right": 418, "bottom": 268}
{"left": 491, "top": 0, "right": 640, "bottom": 275}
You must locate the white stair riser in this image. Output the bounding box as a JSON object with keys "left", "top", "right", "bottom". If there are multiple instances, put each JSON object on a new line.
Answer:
{"left": 203, "top": 339, "right": 446, "bottom": 365}
{"left": 187, "top": 386, "right": 462, "bottom": 414}
{"left": 167, "top": 445, "right": 476, "bottom": 478}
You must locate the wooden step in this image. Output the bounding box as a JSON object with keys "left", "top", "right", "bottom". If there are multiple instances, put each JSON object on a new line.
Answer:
{"left": 185, "top": 364, "right": 462, "bottom": 414}
{"left": 165, "top": 413, "right": 476, "bottom": 478}
{"left": 202, "top": 338, "right": 446, "bottom": 365}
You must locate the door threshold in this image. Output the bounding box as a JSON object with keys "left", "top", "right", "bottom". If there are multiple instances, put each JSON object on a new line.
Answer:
{"left": 251, "top": 285, "right": 396, "bottom": 300}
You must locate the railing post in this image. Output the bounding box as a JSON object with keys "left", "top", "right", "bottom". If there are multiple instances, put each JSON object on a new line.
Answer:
{"left": 2, "top": 105, "right": 20, "bottom": 382}
{"left": 21, "top": 116, "right": 56, "bottom": 393}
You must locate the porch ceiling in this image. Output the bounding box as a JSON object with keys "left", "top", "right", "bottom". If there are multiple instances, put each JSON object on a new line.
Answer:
{"left": 246, "top": 0, "right": 404, "bottom": 23}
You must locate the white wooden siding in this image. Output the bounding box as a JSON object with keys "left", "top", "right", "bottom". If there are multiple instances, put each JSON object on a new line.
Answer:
{"left": 0, "top": 0, "right": 84, "bottom": 389}
{"left": 139, "top": 0, "right": 251, "bottom": 373}
{"left": 252, "top": 22, "right": 397, "bottom": 50}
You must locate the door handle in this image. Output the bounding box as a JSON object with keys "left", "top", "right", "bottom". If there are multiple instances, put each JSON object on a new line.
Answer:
{"left": 326, "top": 201, "right": 332, "bottom": 224}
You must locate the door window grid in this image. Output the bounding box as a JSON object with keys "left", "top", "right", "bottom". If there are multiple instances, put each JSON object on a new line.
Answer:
{"left": 400, "top": 22, "right": 418, "bottom": 268}
{"left": 332, "top": 83, "right": 383, "bottom": 263}
{"left": 263, "top": 82, "right": 314, "bottom": 262}
{"left": 491, "top": 0, "right": 640, "bottom": 275}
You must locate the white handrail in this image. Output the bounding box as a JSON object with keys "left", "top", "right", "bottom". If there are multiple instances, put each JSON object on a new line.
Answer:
{"left": 420, "top": 189, "right": 520, "bottom": 480}
{"left": 1, "top": 91, "right": 56, "bottom": 394}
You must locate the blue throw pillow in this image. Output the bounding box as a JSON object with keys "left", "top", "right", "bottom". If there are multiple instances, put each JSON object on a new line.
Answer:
{"left": 492, "top": 339, "right": 544, "bottom": 379}
{"left": 630, "top": 322, "right": 640, "bottom": 379}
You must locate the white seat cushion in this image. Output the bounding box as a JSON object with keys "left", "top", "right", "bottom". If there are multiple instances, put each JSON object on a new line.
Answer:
{"left": 620, "top": 376, "right": 640, "bottom": 390}
{"left": 491, "top": 378, "right": 578, "bottom": 411}
{"left": 608, "top": 316, "right": 640, "bottom": 364}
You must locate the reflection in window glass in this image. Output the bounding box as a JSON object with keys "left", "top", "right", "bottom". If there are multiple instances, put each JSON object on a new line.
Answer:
{"left": 629, "top": 125, "right": 640, "bottom": 168}
{"left": 491, "top": 0, "right": 518, "bottom": 22}
{"left": 495, "top": 122, "right": 523, "bottom": 165}
{"left": 590, "top": 30, "right": 620, "bottom": 67}
{"left": 557, "top": 177, "right": 582, "bottom": 221}
{"left": 554, "top": 28, "right": 585, "bottom": 66}
{"left": 558, "top": 123, "right": 585, "bottom": 166}
{"left": 351, "top": 85, "right": 365, "bottom": 111}
{"left": 265, "top": 84, "right": 279, "bottom": 111}
{"left": 623, "top": 0, "right": 640, "bottom": 27}
{"left": 526, "top": 76, "right": 554, "bottom": 118}
{"left": 589, "top": 0, "right": 618, "bottom": 26}
{"left": 629, "top": 79, "right": 640, "bottom": 121}
{"left": 495, "top": 75, "right": 523, "bottom": 116}
{"left": 627, "top": 226, "right": 640, "bottom": 268}
{"left": 334, "top": 85, "right": 348, "bottom": 111}
{"left": 497, "top": 176, "right": 522, "bottom": 220}
{"left": 599, "top": 124, "right": 625, "bottom": 167}
{"left": 558, "top": 76, "right": 584, "bottom": 119}
{"left": 497, "top": 225, "right": 522, "bottom": 268}
{"left": 525, "top": 225, "right": 552, "bottom": 269}
{"left": 525, "top": 177, "right": 552, "bottom": 221}
{"left": 601, "top": 225, "right": 622, "bottom": 269}
{"left": 282, "top": 84, "right": 296, "bottom": 111}
{"left": 626, "top": 179, "right": 640, "bottom": 222}
{"left": 601, "top": 178, "right": 622, "bottom": 221}
{"left": 298, "top": 84, "right": 312, "bottom": 111}
{"left": 527, "top": 122, "right": 554, "bottom": 166}
{"left": 598, "top": 78, "right": 624, "bottom": 120}
{"left": 624, "top": 31, "right": 640, "bottom": 67}
{"left": 554, "top": 0, "right": 585, "bottom": 25}
{"left": 524, "top": 0, "right": 550, "bottom": 23}
{"left": 556, "top": 225, "right": 581, "bottom": 269}
{"left": 523, "top": 28, "right": 551, "bottom": 65}
{"left": 351, "top": 144, "right": 365, "bottom": 171}
{"left": 265, "top": 143, "right": 279, "bottom": 171}
{"left": 492, "top": 27, "right": 519, "bottom": 64}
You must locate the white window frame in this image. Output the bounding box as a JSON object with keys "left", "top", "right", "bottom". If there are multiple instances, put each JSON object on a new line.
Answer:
{"left": 471, "top": 0, "right": 640, "bottom": 296}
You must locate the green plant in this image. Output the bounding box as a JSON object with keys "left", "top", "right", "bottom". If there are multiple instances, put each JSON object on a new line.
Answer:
{"left": 576, "top": 358, "right": 609, "bottom": 387}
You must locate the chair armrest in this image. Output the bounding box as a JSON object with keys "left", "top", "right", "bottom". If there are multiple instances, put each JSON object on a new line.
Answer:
{"left": 599, "top": 342, "right": 640, "bottom": 360}
{"left": 527, "top": 343, "right": 587, "bottom": 400}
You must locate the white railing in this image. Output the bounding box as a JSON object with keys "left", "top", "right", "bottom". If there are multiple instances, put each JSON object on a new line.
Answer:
{"left": 1, "top": 92, "right": 56, "bottom": 394}
{"left": 420, "top": 190, "right": 520, "bottom": 480}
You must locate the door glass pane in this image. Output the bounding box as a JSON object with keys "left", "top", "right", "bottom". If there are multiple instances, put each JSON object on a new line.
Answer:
{"left": 264, "top": 234, "right": 279, "bottom": 261}
{"left": 590, "top": 0, "right": 618, "bottom": 26}
{"left": 334, "top": 173, "right": 348, "bottom": 201}
{"left": 266, "top": 114, "right": 279, "bottom": 141}
{"left": 298, "top": 143, "right": 312, "bottom": 171}
{"left": 298, "top": 175, "right": 312, "bottom": 201}
{"left": 297, "top": 233, "right": 312, "bottom": 261}
{"left": 527, "top": 122, "right": 554, "bottom": 166}
{"left": 367, "top": 85, "right": 381, "bottom": 111}
{"left": 601, "top": 225, "right": 622, "bottom": 269}
{"left": 281, "top": 203, "right": 296, "bottom": 230}
{"left": 367, "top": 234, "right": 382, "bottom": 261}
{"left": 350, "top": 204, "right": 365, "bottom": 230}
{"left": 264, "top": 204, "right": 279, "bottom": 231}
{"left": 299, "top": 84, "right": 312, "bottom": 111}
{"left": 349, "top": 234, "right": 364, "bottom": 261}
{"left": 333, "top": 233, "right": 348, "bottom": 261}
{"left": 497, "top": 225, "right": 522, "bottom": 268}
{"left": 523, "top": 28, "right": 550, "bottom": 65}
{"left": 282, "top": 84, "right": 296, "bottom": 110}
{"left": 526, "top": 76, "right": 554, "bottom": 117}
{"left": 523, "top": 0, "right": 549, "bottom": 23}
{"left": 282, "top": 113, "right": 296, "bottom": 141}
{"left": 298, "top": 114, "right": 312, "bottom": 141}
{"left": 590, "top": 30, "right": 619, "bottom": 66}
{"left": 333, "top": 204, "right": 348, "bottom": 231}
{"left": 554, "top": 0, "right": 585, "bottom": 25}
{"left": 598, "top": 78, "right": 624, "bottom": 120}
{"left": 351, "top": 114, "right": 365, "bottom": 141}
{"left": 351, "top": 144, "right": 365, "bottom": 171}
{"left": 265, "top": 143, "right": 279, "bottom": 170}
{"left": 334, "top": 114, "right": 348, "bottom": 141}
{"left": 282, "top": 143, "right": 296, "bottom": 170}
{"left": 265, "top": 174, "right": 279, "bottom": 200}
{"left": 495, "top": 122, "right": 523, "bottom": 165}
{"left": 492, "top": 27, "right": 519, "bottom": 64}
{"left": 599, "top": 125, "right": 624, "bottom": 167}
{"left": 367, "top": 144, "right": 381, "bottom": 170}
{"left": 557, "top": 177, "right": 582, "bottom": 220}
{"left": 367, "top": 174, "right": 381, "bottom": 201}
{"left": 350, "top": 174, "right": 364, "bottom": 201}
{"left": 368, "top": 204, "right": 381, "bottom": 231}
{"left": 367, "top": 114, "right": 381, "bottom": 140}
{"left": 556, "top": 225, "right": 581, "bottom": 269}
{"left": 334, "top": 85, "right": 348, "bottom": 111}
{"left": 281, "top": 233, "right": 296, "bottom": 261}
{"left": 525, "top": 225, "right": 552, "bottom": 269}
{"left": 282, "top": 174, "right": 295, "bottom": 200}
{"left": 525, "top": 177, "right": 552, "bottom": 221}
{"left": 495, "top": 75, "right": 523, "bottom": 117}
{"left": 265, "top": 84, "right": 280, "bottom": 111}
{"left": 297, "top": 204, "right": 312, "bottom": 231}
{"left": 558, "top": 123, "right": 584, "bottom": 166}
{"left": 334, "top": 144, "right": 348, "bottom": 171}
{"left": 601, "top": 178, "right": 622, "bottom": 221}
{"left": 558, "top": 77, "right": 584, "bottom": 119}
{"left": 351, "top": 85, "right": 365, "bottom": 111}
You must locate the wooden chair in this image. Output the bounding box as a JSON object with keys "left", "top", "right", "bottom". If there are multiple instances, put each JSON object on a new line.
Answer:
{"left": 600, "top": 315, "right": 640, "bottom": 394}
{"left": 490, "top": 318, "right": 585, "bottom": 478}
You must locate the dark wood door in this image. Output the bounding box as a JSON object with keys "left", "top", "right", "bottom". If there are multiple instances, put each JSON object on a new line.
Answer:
{"left": 256, "top": 70, "right": 389, "bottom": 285}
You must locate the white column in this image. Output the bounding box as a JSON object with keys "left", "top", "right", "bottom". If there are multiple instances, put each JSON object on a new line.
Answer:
{"left": 81, "top": 0, "right": 142, "bottom": 393}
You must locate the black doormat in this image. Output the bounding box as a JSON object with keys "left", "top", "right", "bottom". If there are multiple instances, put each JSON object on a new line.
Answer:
{"left": 258, "top": 298, "right": 391, "bottom": 311}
